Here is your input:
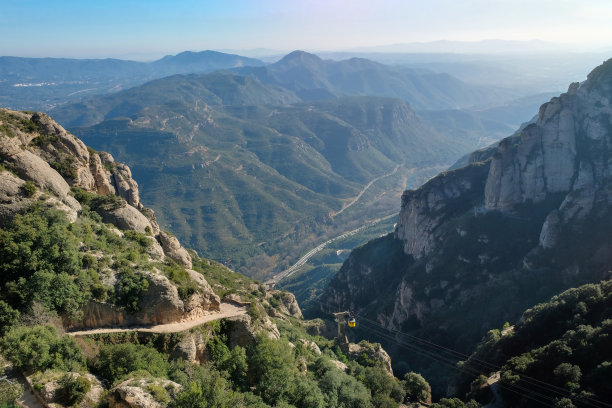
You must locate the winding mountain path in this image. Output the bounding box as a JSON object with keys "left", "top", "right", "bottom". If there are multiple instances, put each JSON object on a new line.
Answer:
{"left": 67, "top": 302, "right": 247, "bottom": 336}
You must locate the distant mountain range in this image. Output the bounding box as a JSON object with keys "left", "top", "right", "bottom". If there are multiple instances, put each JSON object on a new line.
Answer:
{"left": 234, "top": 50, "right": 520, "bottom": 109}
{"left": 0, "top": 50, "right": 264, "bottom": 110}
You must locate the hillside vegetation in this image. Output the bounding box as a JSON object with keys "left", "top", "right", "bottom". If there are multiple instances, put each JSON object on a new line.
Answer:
{"left": 457, "top": 279, "right": 612, "bottom": 407}
{"left": 52, "top": 73, "right": 472, "bottom": 278}
{"left": 0, "top": 108, "right": 439, "bottom": 408}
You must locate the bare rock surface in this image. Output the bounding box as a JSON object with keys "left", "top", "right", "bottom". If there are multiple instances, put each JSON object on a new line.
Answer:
{"left": 109, "top": 378, "right": 181, "bottom": 408}
{"left": 159, "top": 231, "right": 192, "bottom": 268}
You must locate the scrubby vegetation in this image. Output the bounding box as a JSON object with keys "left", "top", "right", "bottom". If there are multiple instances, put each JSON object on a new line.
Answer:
{"left": 456, "top": 279, "right": 612, "bottom": 406}
{"left": 0, "top": 205, "right": 161, "bottom": 319}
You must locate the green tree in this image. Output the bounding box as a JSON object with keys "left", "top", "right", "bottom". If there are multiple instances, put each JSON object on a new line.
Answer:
{"left": 1, "top": 325, "right": 85, "bottom": 373}
{"left": 95, "top": 343, "right": 168, "bottom": 384}
{"left": 0, "top": 301, "right": 19, "bottom": 333}
{"left": 318, "top": 365, "right": 371, "bottom": 408}
{"left": 22, "top": 180, "right": 36, "bottom": 197}
{"left": 219, "top": 346, "right": 248, "bottom": 390}
{"left": 0, "top": 379, "right": 23, "bottom": 406}
{"left": 115, "top": 271, "right": 149, "bottom": 313}
{"left": 56, "top": 374, "right": 91, "bottom": 406}
{"left": 248, "top": 335, "right": 297, "bottom": 405}
{"left": 403, "top": 372, "right": 431, "bottom": 403}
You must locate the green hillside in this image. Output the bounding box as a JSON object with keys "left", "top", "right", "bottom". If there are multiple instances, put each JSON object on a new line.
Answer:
{"left": 457, "top": 279, "right": 612, "bottom": 407}
{"left": 52, "top": 73, "right": 477, "bottom": 278}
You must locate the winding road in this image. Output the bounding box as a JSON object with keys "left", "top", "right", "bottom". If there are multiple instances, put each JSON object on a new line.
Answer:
{"left": 330, "top": 164, "right": 403, "bottom": 217}
{"left": 271, "top": 212, "right": 398, "bottom": 284}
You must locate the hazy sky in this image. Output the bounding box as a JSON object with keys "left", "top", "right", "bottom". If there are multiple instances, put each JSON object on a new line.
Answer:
{"left": 1, "top": 0, "right": 612, "bottom": 59}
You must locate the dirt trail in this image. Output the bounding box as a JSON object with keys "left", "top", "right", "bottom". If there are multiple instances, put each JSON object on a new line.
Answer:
{"left": 67, "top": 302, "right": 247, "bottom": 336}
{"left": 2, "top": 365, "right": 45, "bottom": 408}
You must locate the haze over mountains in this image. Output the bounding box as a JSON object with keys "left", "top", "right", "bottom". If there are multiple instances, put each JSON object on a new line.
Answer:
{"left": 42, "top": 49, "right": 553, "bottom": 279}
{"left": 2, "top": 32, "right": 612, "bottom": 408}
{"left": 0, "top": 51, "right": 264, "bottom": 110}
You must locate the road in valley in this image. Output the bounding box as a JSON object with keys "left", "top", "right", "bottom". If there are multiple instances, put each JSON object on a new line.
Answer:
{"left": 270, "top": 212, "right": 398, "bottom": 284}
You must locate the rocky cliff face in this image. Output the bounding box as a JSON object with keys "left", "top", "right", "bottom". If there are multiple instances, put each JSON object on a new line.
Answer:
{"left": 323, "top": 59, "right": 612, "bottom": 379}
{"left": 0, "top": 108, "right": 219, "bottom": 328}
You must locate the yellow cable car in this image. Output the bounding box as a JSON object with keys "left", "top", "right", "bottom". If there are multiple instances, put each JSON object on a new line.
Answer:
{"left": 348, "top": 318, "right": 356, "bottom": 328}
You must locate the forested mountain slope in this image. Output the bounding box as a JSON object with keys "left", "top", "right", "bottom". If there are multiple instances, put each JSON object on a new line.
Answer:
{"left": 50, "top": 72, "right": 479, "bottom": 278}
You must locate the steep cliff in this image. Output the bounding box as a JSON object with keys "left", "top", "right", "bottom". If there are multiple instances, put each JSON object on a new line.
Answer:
{"left": 323, "top": 59, "right": 612, "bottom": 386}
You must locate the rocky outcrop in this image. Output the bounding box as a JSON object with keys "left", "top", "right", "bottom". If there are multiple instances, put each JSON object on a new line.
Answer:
{"left": 31, "top": 372, "right": 104, "bottom": 408}
{"left": 71, "top": 269, "right": 220, "bottom": 330}
{"left": 226, "top": 313, "right": 280, "bottom": 348}
{"left": 109, "top": 161, "right": 141, "bottom": 209}
{"left": 323, "top": 59, "right": 612, "bottom": 383}
{"left": 267, "top": 290, "right": 303, "bottom": 318}
{"left": 184, "top": 269, "right": 221, "bottom": 313}
{"left": 109, "top": 378, "right": 181, "bottom": 408}
{"left": 0, "top": 171, "right": 36, "bottom": 225}
{"left": 395, "top": 61, "right": 612, "bottom": 261}
{"left": 1, "top": 108, "right": 219, "bottom": 330}
{"left": 71, "top": 272, "right": 181, "bottom": 329}
{"left": 343, "top": 341, "right": 394, "bottom": 376}
{"left": 159, "top": 231, "right": 192, "bottom": 269}
{"left": 99, "top": 204, "right": 154, "bottom": 234}
{"left": 172, "top": 330, "right": 211, "bottom": 364}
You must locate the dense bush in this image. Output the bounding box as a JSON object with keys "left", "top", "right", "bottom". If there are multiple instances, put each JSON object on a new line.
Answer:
{"left": 114, "top": 270, "right": 149, "bottom": 313}
{"left": 403, "top": 372, "right": 431, "bottom": 403}
{"left": 0, "top": 379, "right": 22, "bottom": 406}
{"left": 56, "top": 374, "right": 91, "bottom": 406}
{"left": 0, "top": 301, "right": 19, "bottom": 333}
{"left": 95, "top": 343, "right": 169, "bottom": 384}
{"left": 1, "top": 325, "right": 85, "bottom": 373}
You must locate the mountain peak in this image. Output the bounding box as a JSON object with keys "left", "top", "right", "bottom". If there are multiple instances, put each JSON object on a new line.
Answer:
{"left": 274, "top": 50, "right": 324, "bottom": 68}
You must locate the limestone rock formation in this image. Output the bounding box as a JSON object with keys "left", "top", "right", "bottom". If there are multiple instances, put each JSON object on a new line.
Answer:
{"left": 266, "top": 290, "right": 303, "bottom": 318}
{"left": 323, "top": 59, "right": 612, "bottom": 378}
{"left": 109, "top": 378, "right": 181, "bottom": 408}
{"left": 31, "top": 372, "right": 104, "bottom": 408}
{"left": 345, "top": 341, "right": 394, "bottom": 376}
{"left": 226, "top": 313, "right": 280, "bottom": 349}
{"left": 395, "top": 163, "right": 489, "bottom": 259}
{"left": 159, "top": 231, "right": 192, "bottom": 269}
{"left": 0, "top": 108, "right": 221, "bottom": 329}
{"left": 99, "top": 204, "right": 154, "bottom": 234}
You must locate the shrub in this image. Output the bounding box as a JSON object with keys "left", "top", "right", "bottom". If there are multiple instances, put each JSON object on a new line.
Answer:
{"left": 1, "top": 325, "right": 85, "bottom": 373}
{"left": 0, "top": 379, "right": 23, "bottom": 405}
{"left": 95, "top": 343, "right": 169, "bottom": 384}
{"left": 403, "top": 371, "right": 431, "bottom": 403}
{"left": 56, "top": 374, "right": 91, "bottom": 406}
{"left": 22, "top": 180, "right": 36, "bottom": 197}
{"left": 115, "top": 271, "right": 149, "bottom": 313}
{"left": 0, "top": 301, "right": 19, "bottom": 333}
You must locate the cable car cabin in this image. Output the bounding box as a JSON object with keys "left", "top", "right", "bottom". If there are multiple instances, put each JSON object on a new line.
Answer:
{"left": 347, "top": 318, "right": 356, "bottom": 328}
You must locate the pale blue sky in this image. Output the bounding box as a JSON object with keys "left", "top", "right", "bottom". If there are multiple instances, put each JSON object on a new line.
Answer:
{"left": 1, "top": 0, "right": 611, "bottom": 59}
